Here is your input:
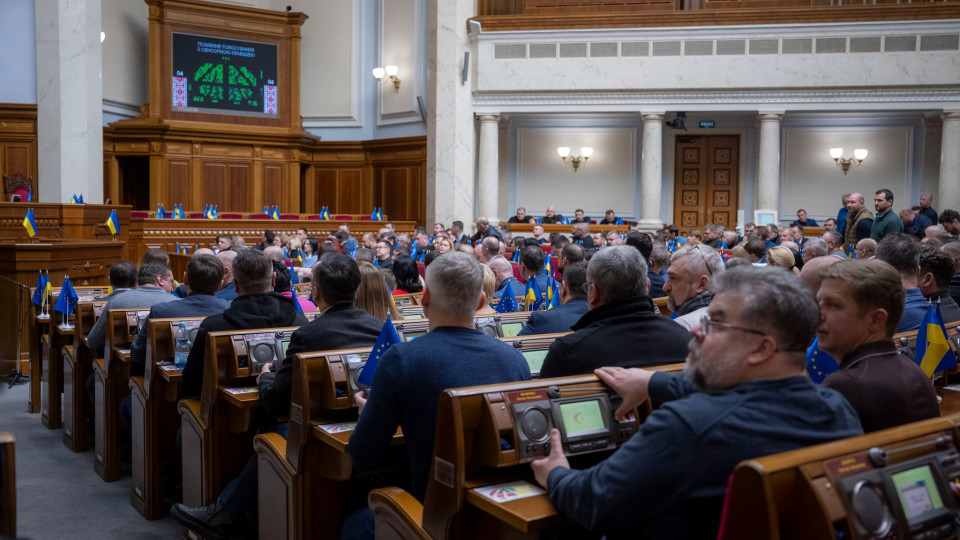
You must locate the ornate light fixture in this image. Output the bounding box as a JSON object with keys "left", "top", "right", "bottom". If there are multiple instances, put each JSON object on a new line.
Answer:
{"left": 372, "top": 65, "right": 401, "bottom": 93}
{"left": 829, "top": 147, "right": 868, "bottom": 175}
{"left": 557, "top": 146, "right": 594, "bottom": 172}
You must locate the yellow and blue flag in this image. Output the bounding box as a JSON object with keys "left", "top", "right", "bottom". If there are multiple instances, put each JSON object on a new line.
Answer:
{"left": 271, "top": 206, "right": 281, "bottom": 220}
{"left": 54, "top": 276, "right": 79, "bottom": 317}
{"left": 358, "top": 316, "right": 402, "bottom": 386}
{"left": 916, "top": 302, "right": 957, "bottom": 377}
{"left": 173, "top": 204, "right": 185, "bottom": 219}
{"left": 805, "top": 336, "right": 839, "bottom": 384}
{"left": 545, "top": 272, "right": 557, "bottom": 310}
{"left": 22, "top": 208, "right": 37, "bottom": 237}
{"left": 525, "top": 277, "right": 543, "bottom": 312}
{"left": 496, "top": 281, "right": 518, "bottom": 313}
{"left": 106, "top": 209, "right": 120, "bottom": 235}
{"left": 615, "top": 216, "right": 623, "bottom": 225}
{"left": 32, "top": 271, "right": 46, "bottom": 306}
{"left": 320, "top": 206, "right": 331, "bottom": 221}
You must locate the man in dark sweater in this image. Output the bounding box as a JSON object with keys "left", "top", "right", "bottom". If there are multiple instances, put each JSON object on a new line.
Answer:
{"left": 518, "top": 261, "right": 589, "bottom": 336}
{"left": 257, "top": 252, "right": 384, "bottom": 418}
{"left": 344, "top": 252, "right": 530, "bottom": 538}
{"left": 539, "top": 246, "right": 690, "bottom": 378}
{"left": 818, "top": 259, "right": 939, "bottom": 433}
{"left": 919, "top": 246, "right": 960, "bottom": 325}
{"left": 530, "top": 266, "right": 863, "bottom": 539}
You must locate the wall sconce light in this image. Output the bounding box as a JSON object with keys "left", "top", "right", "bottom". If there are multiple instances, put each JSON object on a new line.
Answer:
{"left": 558, "top": 146, "right": 594, "bottom": 172}
{"left": 829, "top": 147, "right": 868, "bottom": 175}
{"left": 372, "top": 65, "right": 401, "bottom": 93}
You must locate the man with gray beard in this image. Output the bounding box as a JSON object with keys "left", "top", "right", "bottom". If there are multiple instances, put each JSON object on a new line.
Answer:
{"left": 530, "top": 266, "right": 862, "bottom": 539}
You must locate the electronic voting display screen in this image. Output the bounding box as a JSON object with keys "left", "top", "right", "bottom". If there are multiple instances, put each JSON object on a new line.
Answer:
{"left": 892, "top": 465, "right": 944, "bottom": 521}
{"left": 171, "top": 33, "right": 278, "bottom": 118}
{"left": 501, "top": 322, "right": 523, "bottom": 338}
{"left": 559, "top": 399, "right": 606, "bottom": 438}
{"left": 522, "top": 350, "right": 547, "bottom": 375}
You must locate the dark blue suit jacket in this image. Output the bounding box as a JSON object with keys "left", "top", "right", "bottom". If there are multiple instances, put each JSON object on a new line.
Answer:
{"left": 130, "top": 293, "right": 232, "bottom": 375}
{"left": 215, "top": 282, "right": 237, "bottom": 302}
{"left": 517, "top": 299, "right": 588, "bottom": 336}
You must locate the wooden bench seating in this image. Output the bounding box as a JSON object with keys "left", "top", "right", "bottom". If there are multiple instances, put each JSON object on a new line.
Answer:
{"left": 61, "top": 300, "right": 107, "bottom": 452}
{"left": 179, "top": 326, "right": 300, "bottom": 508}
{"left": 368, "top": 364, "right": 686, "bottom": 539}
{"left": 718, "top": 412, "right": 960, "bottom": 540}
{"left": 93, "top": 308, "right": 152, "bottom": 482}
{"left": 0, "top": 432, "right": 14, "bottom": 539}
{"left": 129, "top": 316, "right": 206, "bottom": 520}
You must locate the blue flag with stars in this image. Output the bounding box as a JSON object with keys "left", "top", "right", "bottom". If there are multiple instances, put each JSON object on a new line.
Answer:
{"left": 496, "top": 281, "right": 518, "bottom": 313}
{"left": 805, "top": 336, "right": 839, "bottom": 384}
{"left": 358, "top": 316, "right": 401, "bottom": 386}
{"left": 54, "top": 276, "right": 79, "bottom": 317}
{"left": 32, "top": 271, "right": 46, "bottom": 307}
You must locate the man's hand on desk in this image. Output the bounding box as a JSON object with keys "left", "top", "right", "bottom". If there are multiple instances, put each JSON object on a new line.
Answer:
{"left": 531, "top": 429, "right": 569, "bottom": 489}
{"left": 354, "top": 391, "right": 367, "bottom": 414}
{"left": 256, "top": 363, "right": 273, "bottom": 384}
{"left": 595, "top": 366, "right": 653, "bottom": 420}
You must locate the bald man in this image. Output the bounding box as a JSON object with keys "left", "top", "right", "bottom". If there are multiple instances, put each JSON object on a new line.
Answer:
{"left": 215, "top": 249, "right": 239, "bottom": 302}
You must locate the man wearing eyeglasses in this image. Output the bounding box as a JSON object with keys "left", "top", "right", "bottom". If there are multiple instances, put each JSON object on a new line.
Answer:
{"left": 529, "top": 266, "right": 863, "bottom": 539}
{"left": 664, "top": 245, "right": 725, "bottom": 330}
{"left": 538, "top": 246, "right": 689, "bottom": 378}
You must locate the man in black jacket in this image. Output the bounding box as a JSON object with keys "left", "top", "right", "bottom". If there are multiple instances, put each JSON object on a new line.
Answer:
{"left": 517, "top": 261, "right": 589, "bottom": 337}
{"left": 257, "top": 253, "right": 384, "bottom": 418}
{"left": 539, "top": 246, "right": 689, "bottom": 378}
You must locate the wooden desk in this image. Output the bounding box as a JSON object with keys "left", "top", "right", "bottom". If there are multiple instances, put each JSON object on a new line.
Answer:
{"left": 0, "top": 432, "right": 15, "bottom": 539}
{"left": 505, "top": 223, "right": 629, "bottom": 235}
{"left": 62, "top": 300, "right": 107, "bottom": 452}
{"left": 41, "top": 324, "right": 74, "bottom": 429}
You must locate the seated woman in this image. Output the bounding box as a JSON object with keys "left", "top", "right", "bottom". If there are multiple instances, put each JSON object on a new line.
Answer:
{"left": 434, "top": 237, "right": 453, "bottom": 254}
{"left": 355, "top": 262, "right": 401, "bottom": 321}
{"left": 272, "top": 260, "right": 318, "bottom": 312}
{"left": 300, "top": 237, "right": 319, "bottom": 268}
{"left": 766, "top": 245, "right": 801, "bottom": 275}
{"left": 476, "top": 264, "right": 497, "bottom": 316}
{"left": 391, "top": 255, "right": 423, "bottom": 295}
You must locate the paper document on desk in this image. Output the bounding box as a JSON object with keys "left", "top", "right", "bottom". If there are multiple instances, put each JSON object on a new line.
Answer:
{"left": 317, "top": 422, "right": 357, "bottom": 434}
{"left": 474, "top": 481, "right": 545, "bottom": 503}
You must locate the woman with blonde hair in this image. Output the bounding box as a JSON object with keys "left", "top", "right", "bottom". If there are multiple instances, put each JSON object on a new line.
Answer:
{"left": 766, "top": 245, "right": 800, "bottom": 275}
{"left": 476, "top": 264, "right": 497, "bottom": 316}
{"left": 435, "top": 237, "right": 453, "bottom": 254}
{"left": 356, "top": 262, "right": 402, "bottom": 321}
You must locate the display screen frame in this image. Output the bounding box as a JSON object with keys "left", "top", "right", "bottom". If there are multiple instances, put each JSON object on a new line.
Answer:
{"left": 521, "top": 349, "right": 548, "bottom": 376}
{"left": 170, "top": 32, "right": 279, "bottom": 119}
{"left": 551, "top": 396, "right": 612, "bottom": 443}
{"left": 881, "top": 457, "right": 955, "bottom": 529}
{"left": 501, "top": 322, "right": 523, "bottom": 338}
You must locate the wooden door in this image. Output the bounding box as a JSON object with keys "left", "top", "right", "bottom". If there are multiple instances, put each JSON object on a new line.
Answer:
{"left": 674, "top": 135, "right": 739, "bottom": 234}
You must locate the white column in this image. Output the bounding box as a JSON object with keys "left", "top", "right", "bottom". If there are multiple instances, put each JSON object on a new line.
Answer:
{"left": 756, "top": 112, "right": 784, "bottom": 212}
{"left": 426, "top": 0, "right": 476, "bottom": 229}
{"left": 939, "top": 111, "right": 960, "bottom": 210}
{"left": 35, "top": 0, "right": 103, "bottom": 204}
{"left": 477, "top": 114, "right": 500, "bottom": 224}
{"left": 638, "top": 112, "right": 664, "bottom": 230}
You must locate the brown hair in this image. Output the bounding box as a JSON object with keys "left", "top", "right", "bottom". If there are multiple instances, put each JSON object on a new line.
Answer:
{"left": 356, "top": 262, "right": 401, "bottom": 321}
{"left": 820, "top": 259, "right": 905, "bottom": 337}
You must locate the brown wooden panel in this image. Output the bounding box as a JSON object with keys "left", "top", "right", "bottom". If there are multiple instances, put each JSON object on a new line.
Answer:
{"left": 228, "top": 164, "right": 252, "bottom": 212}
{"left": 313, "top": 169, "right": 338, "bottom": 213}
{"left": 262, "top": 163, "right": 284, "bottom": 210}
{"left": 673, "top": 135, "right": 739, "bottom": 234}
{"left": 336, "top": 170, "right": 364, "bottom": 214}
{"left": 202, "top": 162, "right": 227, "bottom": 209}
{"left": 167, "top": 160, "right": 191, "bottom": 207}
{"left": 4, "top": 144, "right": 30, "bottom": 179}
{"left": 382, "top": 168, "right": 412, "bottom": 223}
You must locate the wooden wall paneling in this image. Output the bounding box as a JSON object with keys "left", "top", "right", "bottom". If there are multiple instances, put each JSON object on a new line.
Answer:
{"left": 262, "top": 162, "right": 285, "bottom": 211}
{"left": 300, "top": 165, "right": 316, "bottom": 214}
{"left": 313, "top": 169, "right": 339, "bottom": 214}
{"left": 0, "top": 105, "right": 38, "bottom": 189}
{"left": 167, "top": 159, "right": 192, "bottom": 210}
{"left": 285, "top": 160, "right": 300, "bottom": 213}
{"left": 228, "top": 163, "right": 253, "bottom": 212}
{"left": 337, "top": 170, "right": 365, "bottom": 214}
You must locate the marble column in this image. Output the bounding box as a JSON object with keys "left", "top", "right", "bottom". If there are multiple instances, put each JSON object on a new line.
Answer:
{"left": 939, "top": 111, "right": 960, "bottom": 210}
{"left": 638, "top": 112, "right": 664, "bottom": 231}
{"left": 426, "top": 0, "right": 476, "bottom": 229}
{"left": 756, "top": 112, "right": 784, "bottom": 213}
{"left": 477, "top": 114, "right": 500, "bottom": 224}
{"left": 35, "top": 0, "right": 104, "bottom": 204}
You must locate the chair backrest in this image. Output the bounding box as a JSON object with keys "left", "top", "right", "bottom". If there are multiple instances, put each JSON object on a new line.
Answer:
{"left": 718, "top": 413, "right": 960, "bottom": 540}
{"left": 3, "top": 172, "right": 32, "bottom": 201}
{"left": 104, "top": 308, "right": 152, "bottom": 371}
{"left": 0, "top": 433, "right": 14, "bottom": 538}
{"left": 73, "top": 300, "right": 107, "bottom": 356}
{"left": 144, "top": 316, "right": 206, "bottom": 392}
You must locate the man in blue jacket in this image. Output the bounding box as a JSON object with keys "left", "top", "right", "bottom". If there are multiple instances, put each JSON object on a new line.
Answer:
{"left": 518, "top": 261, "right": 589, "bottom": 336}
{"left": 530, "top": 266, "right": 863, "bottom": 539}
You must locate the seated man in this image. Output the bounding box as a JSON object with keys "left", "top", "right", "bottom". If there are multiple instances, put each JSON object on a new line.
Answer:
{"left": 101, "top": 259, "right": 138, "bottom": 302}
{"left": 531, "top": 266, "right": 863, "bottom": 538}
{"left": 901, "top": 207, "right": 933, "bottom": 240}
{"left": 518, "top": 261, "right": 589, "bottom": 336}
{"left": 531, "top": 224, "right": 547, "bottom": 244}
{"left": 215, "top": 234, "right": 233, "bottom": 253}
{"left": 918, "top": 246, "right": 960, "bottom": 324}
{"left": 854, "top": 238, "right": 877, "bottom": 259}
{"left": 214, "top": 250, "right": 239, "bottom": 302}
{"left": 541, "top": 205, "right": 563, "bottom": 225}
{"left": 557, "top": 243, "right": 584, "bottom": 275}
{"left": 624, "top": 231, "right": 661, "bottom": 297}
{"left": 572, "top": 222, "right": 594, "bottom": 249}
{"left": 517, "top": 245, "right": 549, "bottom": 299}
{"left": 817, "top": 259, "right": 940, "bottom": 432}
{"left": 507, "top": 206, "right": 533, "bottom": 224}
{"left": 791, "top": 208, "right": 818, "bottom": 227}
{"left": 875, "top": 233, "right": 926, "bottom": 332}
{"left": 470, "top": 217, "right": 503, "bottom": 244}
{"left": 539, "top": 246, "right": 690, "bottom": 378}
{"left": 489, "top": 257, "right": 519, "bottom": 299}
{"left": 345, "top": 252, "right": 531, "bottom": 537}
{"left": 598, "top": 209, "right": 619, "bottom": 225}
{"left": 664, "top": 245, "right": 725, "bottom": 330}
{"left": 180, "top": 249, "right": 308, "bottom": 399}
{"left": 86, "top": 261, "right": 178, "bottom": 356}
{"left": 572, "top": 208, "right": 591, "bottom": 224}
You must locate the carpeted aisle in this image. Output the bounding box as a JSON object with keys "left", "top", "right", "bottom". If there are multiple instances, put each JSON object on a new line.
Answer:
{"left": 1, "top": 382, "right": 184, "bottom": 539}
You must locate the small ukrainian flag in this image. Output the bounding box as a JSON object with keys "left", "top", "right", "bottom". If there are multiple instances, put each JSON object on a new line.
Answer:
{"left": 106, "top": 209, "right": 120, "bottom": 235}
{"left": 23, "top": 208, "right": 37, "bottom": 237}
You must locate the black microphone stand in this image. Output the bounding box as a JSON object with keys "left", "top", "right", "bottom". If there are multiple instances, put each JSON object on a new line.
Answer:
{"left": 0, "top": 275, "right": 31, "bottom": 387}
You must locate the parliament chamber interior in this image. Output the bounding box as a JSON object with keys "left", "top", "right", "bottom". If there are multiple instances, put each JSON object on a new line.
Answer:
{"left": 3, "top": 0, "right": 960, "bottom": 538}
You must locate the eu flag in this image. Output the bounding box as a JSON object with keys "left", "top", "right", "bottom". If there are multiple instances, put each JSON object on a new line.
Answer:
{"left": 358, "top": 316, "right": 401, "bottom": 386}
{"left": 106, "top": 209, "right": 120, "bottom": 235}
{"left": 32, "top": 271, "right": 46, "bottom": 306}
{"left": 496, "top": 281, "right": 518, "bottom": 313}
{"left": 916, "top": 302, "right": 958, "bottom": 377}
{"left": 54, "top": 276, "right": 79, "bottom": 317}
{"left": 806, "top": 336, "right": 839, "bottom": 384}
{"left": 292, "top": 293, "right": 305, "bottom": 314}
{"left": 22, "top": 208, "right": 37, "bottom": 237}
{"left": 525, "top": 277, "right": 543, "bottom": 312}
{"left": 371, "top": 207, "right": 378, "bottom": 221}
{"left": 615, "top": 216, "right": 623, "bottom": 225}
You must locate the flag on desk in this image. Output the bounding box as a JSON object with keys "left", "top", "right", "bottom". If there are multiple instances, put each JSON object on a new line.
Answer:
{"left": 106, "top": 209, "right": 120, "bottom": 235}
{"left": 43, "top": 271, "right": 52, "bottom": 308}
{"left": 525, "top": 278, "right": 543, "bottom": 312}
{"left": 320, "top": 206, "right": 331, "bottom": 221}
{"left": 805, "top": 337, "right": 839, "bottom": 384}
{"left": 32, "top": 271, "right": 47, "bottom": 306}
{"left": 615, "top": 216, "right": 623, "bottom": 225}
{"left": 561, "top": 216, "right": 570, "bottom": 225}
{"left": 204, "top": 205, "right": 214, "bottom": 219}
{"left": 358, "top": 316, "right": 401, "bottom": 387}
{"left": 54, "top": 276, "right": 79, "bottom": 317}
{"left": 156, "top": 203, "right": 168, "bottom": 219}
{"left": 916, "top": 301, "right": 957, "bottom": 378}
{"left": 22, "top": 208, "right": 37, "bottom": 237}
{"left": 496, "top": 281, "right": 518, "bottom": 313}
{"left": 173, "top": 204, "right": 185, "bottom": 219}
{"left": 293, "top": 292, "right": 305, "bottom": 314}
{"left": 545, "top": 272, "right": 557, "bottom": 310}
{"left": 270, "top": 206, "right": 281, "bottom": 220}
{"left": 71, "top": 194, "right": 80, "bottom": 204}
{"left": 26, "top": 187, "right": 32, "bottom": 202}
